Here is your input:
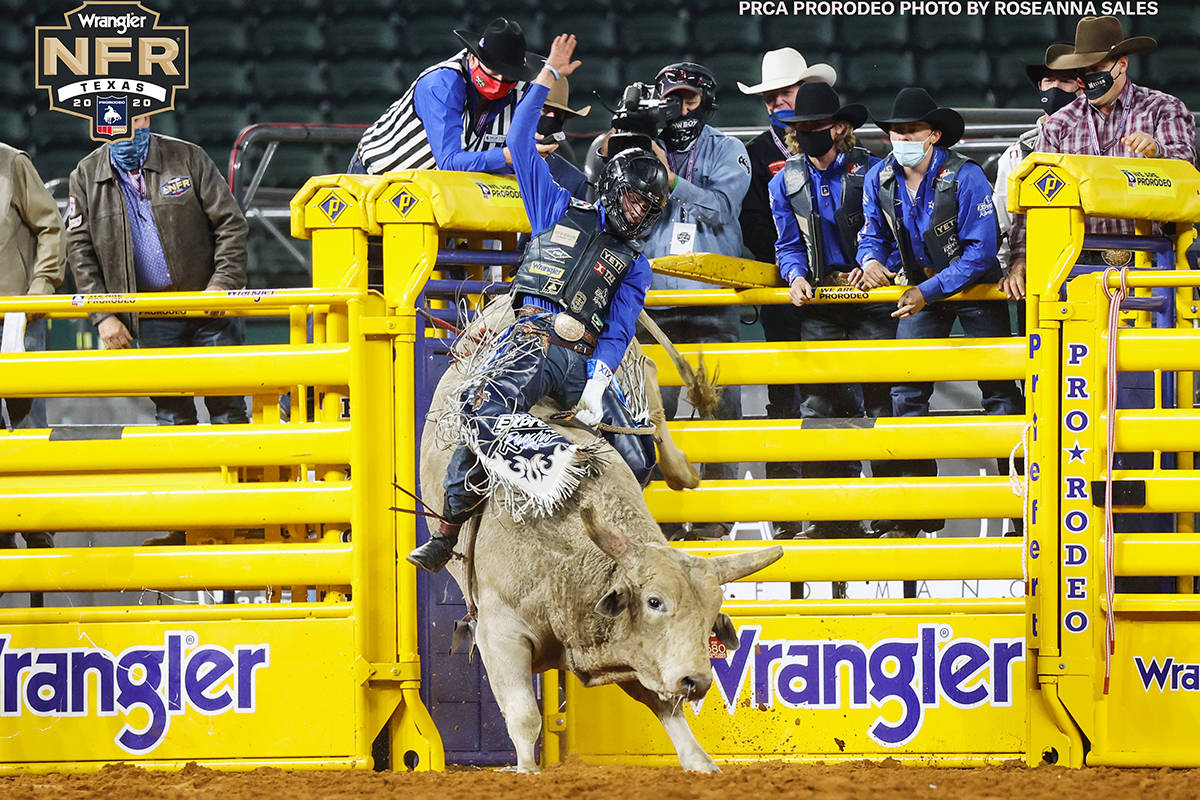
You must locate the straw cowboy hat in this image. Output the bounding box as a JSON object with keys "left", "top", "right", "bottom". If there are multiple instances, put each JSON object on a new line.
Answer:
{"left": 544, "top": 75, "right": 590, "bottom": 118}
{"left": 1044, "top": 16, "right": 1156, "bottom": 71}
{"left": 737, "top": 47, "right": 836, "bottom": 95}
{"left": 453, "top": 17, "right": 542, "bottom": 81}
{"left": 873, "top": 88, "right": 965, "bottom": 149}
{"left": 774, "top": 82, "right": 867, "bottom": 128}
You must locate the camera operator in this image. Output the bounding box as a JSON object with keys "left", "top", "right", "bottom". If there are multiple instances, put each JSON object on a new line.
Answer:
{"left": 639, "top": 62, "right": 752, "bottom": 541}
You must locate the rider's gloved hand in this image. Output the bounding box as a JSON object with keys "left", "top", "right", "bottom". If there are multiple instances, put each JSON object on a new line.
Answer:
{"left": 575, "top": 359, "right": 613, "bottom": 426}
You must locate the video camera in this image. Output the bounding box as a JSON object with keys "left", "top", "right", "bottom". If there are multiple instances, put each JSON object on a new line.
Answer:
{"left": 607, "top": 82, "right": 680, "bottom": 155}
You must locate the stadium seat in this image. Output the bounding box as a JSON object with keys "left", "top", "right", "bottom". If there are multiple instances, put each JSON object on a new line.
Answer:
{"left": 325, "top": 16, "right": 401, "bottom": 59}
{"left": 26, "top": 146, "right": 84, "bottom": 183}
{"left": 328, "top": 59, "right": 404, "bottom": 102}
{"left": 617, "top": 13, "right": 688, "bottom": 56}
{"left": 690, "top": 13, "right": 763, "bottom": 55}
{"left": 1147, "top": 5, "right": 1200, "bottom": 45}
{"left": 913, "top": 15, "right": 984, "bottom": 52}
{"left": 1146, "top": 50, "right": 1200, "bottom": 91}
{"left": 705, "top": 53, "right": 759, "bottom": 97}
{"left": 401, "top": 15, "right": 464, "bottom": 60}
{"left": 920, "top": 52, "right": 991, "bottom": 93}
{"left": 712, "top": 91, "right": 764, "bottom": 129}
{"left": 253, "top": 0, "right": 326, "bottom": 16}
{"left": 188, "top": 59, "right": 254, "bottom": 101}
{"left": 937, "top": 87, "right": 994, "bottom": 111}
{"left": 178, "top": 106, "right": 253, "bottom": 150}
{"left": 254, "top": 103, "right": 331, "bottom": 126}
{"left": 189, "top": 20, "right": 250, "bottom": 59}
{"left": 335, "top": 101, "right": 386, "bottom": 126}
{"left": 29, "top": 110, "right": 87, "bottom": 148}
{"left": 0, "top": 65, "right": 34, "bottom": 104}
{"left": 555, "top": 12, "right": 618, "bottom": 55}
{"left": 567, "top": 61, "right": 623, "bottom": 112}
{"left": 761, "top": 17, "right": 836, "bottom": 55}
{"left": 249, "top": 235, "right": 312, "bottom": 289}
{"left": 0, "top": 107, "right": 28, "bottom": 144}
{"left": 621, "top": 55, "right": 677, "bottom": 90}
{"left": 846, "top": 52, "right": 916, "bottom": 93}
{"left": 987, "top": 15, "right": 1057, "bottom": 49}
{"left": 146, "top": 112, "right": 181, "bottom": 139}
{"left": 252, "top": 148, "right": 335, "bottom": 189}
{"left": 836, "top": 16, "right": 908, "bottom": 53}
{"left": 253, "top": 19, "right": 325, "bottom": 59}
{"left": 254, "top": 62, "right": 328, "bottom": 104}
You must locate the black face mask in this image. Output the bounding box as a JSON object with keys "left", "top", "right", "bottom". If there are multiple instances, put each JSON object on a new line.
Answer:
{"left": 537, "top": 114, "right": 564, "bottom": 138}
{"left": 1081, "top": 65, "right": 1117, "bottom": 101}
{"left": 662, "top": 115, "right": 704, "bottom": 153}
{"left": 1039, "top": 87, "right": 1077, "bottom": 115}
{"left": 795, "top": 127, "right": 834, "bottom": 157}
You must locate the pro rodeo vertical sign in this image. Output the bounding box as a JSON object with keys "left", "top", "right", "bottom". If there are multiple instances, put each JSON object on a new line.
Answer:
{"left": 36, "top": 2, "right": 187, "bottom": 142}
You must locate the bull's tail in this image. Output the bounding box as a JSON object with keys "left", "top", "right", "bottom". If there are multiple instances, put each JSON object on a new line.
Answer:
{"left": 636, "top": 310, "right": 724, "bottom": 419}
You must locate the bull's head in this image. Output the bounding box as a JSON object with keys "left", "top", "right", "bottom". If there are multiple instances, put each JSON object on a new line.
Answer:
{"left": 580, "top": 506, "right": 782, "bottom": 704}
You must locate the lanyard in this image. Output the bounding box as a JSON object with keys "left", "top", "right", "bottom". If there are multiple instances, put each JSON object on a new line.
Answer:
{"left": 667, "top": 145, "right": 700, "bottom": 222}
{"left": 769, "top": 127, "right": 789, "bottom": 158}
{"left": 1084, "top": 82, "right": 1131, "bottom": 156}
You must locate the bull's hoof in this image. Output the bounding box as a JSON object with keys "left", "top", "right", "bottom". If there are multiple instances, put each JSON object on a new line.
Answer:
{"left": 406, "top": 535, "right": 456, "bottom": 572}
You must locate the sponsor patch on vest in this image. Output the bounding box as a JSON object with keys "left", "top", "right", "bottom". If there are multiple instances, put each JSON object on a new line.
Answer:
{"left": 550, "top": 225, "right": 580, "bottom": 247}
{"left": 541, "top": 246, "right": 571, "bottom": 263}
{"left": 934, "top": 219, "right": 955, "bottom": 237}
{"left": 769, "top": 159, "right": 785, "bottom": 175}
{"left": 570, "top": 292, "right": 586, "bottom": 313}
{"left": 943, "top": 235, "right": 959, "bottom": 256}
{"left": 528, "top": 261, "right": 565, "bottom": 279}
{"left": 847, "top": 160, "right": 864, "bottom": 175}
{"left": 592, "top": 287, "right": 608, "bottom": 307}
{"left": 544, "top": 279, "right": 563, "bottom": 294}
{"left": 591, "top": 313, "right": 603, "bottom": 330}
{"left": 160, "top": 176, "right": 192, "bottom": 197}
{"left": 598, "top": 248, "right": 623, "bottom": 271}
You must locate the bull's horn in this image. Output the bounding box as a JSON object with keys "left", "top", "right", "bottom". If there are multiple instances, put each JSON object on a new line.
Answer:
{"left": 710, "top": 545, "right": 783, "bottom": 585}
{"left": 581, "top": 505, "right": 637, "bottom": 566}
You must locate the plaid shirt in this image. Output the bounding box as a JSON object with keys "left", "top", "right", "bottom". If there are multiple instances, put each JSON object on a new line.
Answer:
{"left": 1009, "top": 80, "right": 1195, "bottom": 262}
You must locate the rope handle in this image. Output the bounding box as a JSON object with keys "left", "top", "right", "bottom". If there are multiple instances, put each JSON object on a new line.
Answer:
{"left": 1099, "top": 266, "right": 1130, "bottom": 694}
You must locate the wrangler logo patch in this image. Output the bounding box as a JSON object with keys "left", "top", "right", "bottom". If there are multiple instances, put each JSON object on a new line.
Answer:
{"left": 528, "top": 262, "right": 565, "bottom": 279}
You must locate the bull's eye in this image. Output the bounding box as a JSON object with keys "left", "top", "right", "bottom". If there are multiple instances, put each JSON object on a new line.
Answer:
{"left": 647, "top": 596, "right": 664, "bottom": 612}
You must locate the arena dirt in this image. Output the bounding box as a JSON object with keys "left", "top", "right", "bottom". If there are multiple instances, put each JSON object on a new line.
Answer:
{"left": 3, "top": 758, "right": 1200, "bottom": 799}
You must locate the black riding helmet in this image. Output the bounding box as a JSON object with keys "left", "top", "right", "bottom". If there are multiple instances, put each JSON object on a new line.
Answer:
{"left": 655, "top": 62, "right": 718, "bottom": 152}
{"left": 598, "top": 148, "right": 670, "bottom": 240}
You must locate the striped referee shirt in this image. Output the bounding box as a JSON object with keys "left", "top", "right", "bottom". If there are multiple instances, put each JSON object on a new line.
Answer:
{"left": 356, "top": 50, "right": 529, "bottom": 175}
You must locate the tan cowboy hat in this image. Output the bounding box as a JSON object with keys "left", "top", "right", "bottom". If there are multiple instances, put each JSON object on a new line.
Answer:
{"left": 1045, "top": 16, "right": 1156, "bottom": 71}
{"left": 737, "top": 47, "right": 836, "bottom": 95}
{"left": 543, "top": 75, "right": 590, "bottom": 118}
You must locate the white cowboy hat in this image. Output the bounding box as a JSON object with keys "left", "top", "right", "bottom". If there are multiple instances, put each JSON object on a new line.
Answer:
{"left": 736, "top": 48, "right": 837, "bottom": 95}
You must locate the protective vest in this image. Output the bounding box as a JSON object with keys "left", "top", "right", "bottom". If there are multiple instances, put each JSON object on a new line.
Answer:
{"left": 511, "top": 202, "right": 640, "bottom": 340}
{"left": 876, "top": 149, "right": 976, "bottom": 285}
{"left": 357, "top": 50, "right": 527, "bottom": 174}
{"left": 781, "top": 147, "right": 871, "bottom": 284}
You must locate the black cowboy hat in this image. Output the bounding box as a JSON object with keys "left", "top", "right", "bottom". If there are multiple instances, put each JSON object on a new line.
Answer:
{"left": 774, "top": 81, "right": 867, "bottom": 128}
{"left": 873, "top": 87, "right": 964, "bottom": 149}
{"left": 453, "top": 18, "right": 542, "bottom": 82}
{"left": 1024, "top": 60, "right": 1083, "bottom": 87}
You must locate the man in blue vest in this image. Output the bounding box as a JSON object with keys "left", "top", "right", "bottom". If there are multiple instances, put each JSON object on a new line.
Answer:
{"left": 855, "top": 88, "right": 1023, "bottom": 538}
{"left": 408, "top": 34, "right": 671, "bottom": 573}
{"left": 768, "top": 81, "right": 898, "bottom": 540}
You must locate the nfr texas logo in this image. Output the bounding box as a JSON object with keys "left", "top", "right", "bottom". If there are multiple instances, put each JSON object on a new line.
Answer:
{"left": 36, "top": 2, "right": 188, "bottom": 142}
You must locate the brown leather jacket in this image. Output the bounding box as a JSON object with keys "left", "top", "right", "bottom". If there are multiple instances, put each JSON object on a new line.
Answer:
{"left": 66, "top": 134, "right": 247, "bottom": 332}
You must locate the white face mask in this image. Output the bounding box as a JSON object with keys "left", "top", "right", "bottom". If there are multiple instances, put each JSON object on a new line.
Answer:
{"left": 891, "top": 137, "right": 930, "bottom": 168}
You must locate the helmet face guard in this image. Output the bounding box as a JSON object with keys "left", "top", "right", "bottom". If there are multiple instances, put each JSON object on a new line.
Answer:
{"left": 598, "top": 148, "right": 670, "bottom": 240}
{"left": 655, "top": 62, "right": 718, "bottom": 152}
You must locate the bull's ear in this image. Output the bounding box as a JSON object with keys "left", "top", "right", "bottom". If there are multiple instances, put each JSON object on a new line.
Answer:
{"left": 712, "top": 612, "right": 739, "bottom": 651}
{"left": 595, "top": 587, "right": 629, "bottom": 618}
{"left": 710, "top": 545, "right": 784, "bottom": 585}
{"left": 581, "top": 505, "right": 635, "bottom": 565}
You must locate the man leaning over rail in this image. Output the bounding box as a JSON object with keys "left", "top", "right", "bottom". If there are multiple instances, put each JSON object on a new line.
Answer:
{"left": 855, "top": 88, "right": 1022, "bottom": 538}
{"left": 0, "top": 143, "right": 65, "bottom": 553}
{"left": 67, "top": 117, "right": 251, "bottom": 430}
{"left": 407, "top": 33, "right": 671, "bottom": 573}
{"left": 769, "top": 81, "right": 899, "bottom": 541}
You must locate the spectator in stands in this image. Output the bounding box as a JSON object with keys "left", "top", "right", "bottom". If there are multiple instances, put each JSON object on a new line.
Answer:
{"left": 67, "top": 115, "right": 250, "bottom": 436}
{"left": 539, "top": 75, "right": 591, "bottom": 200}
{"left": 737, "top": 47, "right": 836, "bottom": 540}
{"left": 640, "top": 61, "right": 751, "bottom": 541}
{"left": 0, "top": 143, "right": 64, "bottom": 553}
{"left": 856, "top": 88, "right": 1021, "bottom": 538}
{"left": 768, "top": 82, "right": 898, "bottom": 540}
{"left": 1007, "top": 16, "right": 1195, "bottom": 293}
{"left": 1007, "top": 18, "right": 1195, "bottom": 580}
{"left": 351, "top": 18, "right": 543, "bottom": 175}
{"left": 993, "top": 62, "right": 1082, "bottom": 294}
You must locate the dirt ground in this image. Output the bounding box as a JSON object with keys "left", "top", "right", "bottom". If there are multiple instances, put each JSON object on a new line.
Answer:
{"left": 2, "top": 759, "right": 1199, "bottom": 800}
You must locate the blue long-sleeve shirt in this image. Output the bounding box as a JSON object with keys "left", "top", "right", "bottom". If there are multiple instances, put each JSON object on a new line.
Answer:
{"left": 642, "top": 125, "right": 751, "bottom": 291}
{"left": 857, "top": 148, "right": 999, "bottom": 302}
{"left": 768, "top": 152, "right": 884, "bottom": 284}
{"left": 412, "top": 67, "right": 519, "bottom": 173}
{"left": 507, "top": 82, "right": 650, "bottom": 373}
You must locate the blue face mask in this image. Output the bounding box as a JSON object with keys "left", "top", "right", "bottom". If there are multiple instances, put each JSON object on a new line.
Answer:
{"left": 769, "top": 111, "right": 793, "bottom": 129}
{"left": 110, "top": 128, "right": 151, "bottom": 170}
{"left": 891, "top": 137, "right": 930, "bottom": 168}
